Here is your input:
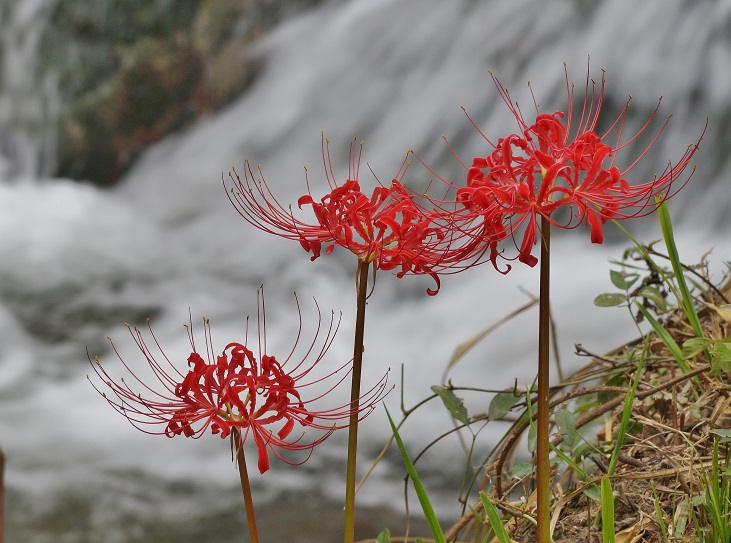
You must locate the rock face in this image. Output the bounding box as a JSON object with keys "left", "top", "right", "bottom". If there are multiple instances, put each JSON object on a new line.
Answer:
{"left": 41, "top": 0, "right": 322, "bottom": 186}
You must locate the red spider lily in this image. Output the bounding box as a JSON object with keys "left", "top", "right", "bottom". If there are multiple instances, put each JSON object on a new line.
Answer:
{"left": 88, "top": 291, "right": 390, "bottom": 474}
{"left": 225, "top": 135, "right": 481, "bottom": 295}
{"left": 454, "top": 65, "right": 703, "bottom": 267}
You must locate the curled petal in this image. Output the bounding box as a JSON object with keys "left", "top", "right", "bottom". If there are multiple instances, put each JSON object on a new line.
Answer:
{"left": 585, "top": 210, "right": 604, "bottom": 244}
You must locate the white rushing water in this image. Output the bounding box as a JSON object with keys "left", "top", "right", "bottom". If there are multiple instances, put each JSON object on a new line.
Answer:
{"left": 1, "top": 0, "right": 730, "bottom": 540}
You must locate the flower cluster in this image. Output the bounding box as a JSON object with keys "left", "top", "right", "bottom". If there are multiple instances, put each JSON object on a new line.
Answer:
{"left": 452, "top": 66, "right": 703, "bottom": 268}
{"left": 226, "top": 136, "right": 487, "bottom": 295}
{"left": 226, "top": 68, "right": 702, "bottom": 290}
{"left": 88, "top": 292, "right": 389, "bottom": 474}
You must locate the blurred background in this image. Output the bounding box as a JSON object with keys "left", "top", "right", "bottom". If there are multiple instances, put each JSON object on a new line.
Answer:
{"left": 0, "top": 0, "right": 728, "bottom": 541}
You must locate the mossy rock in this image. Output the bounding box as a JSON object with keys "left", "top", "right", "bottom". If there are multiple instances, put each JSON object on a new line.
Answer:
{"left": 46, "top": 0, "right": 320, "bottom": 186}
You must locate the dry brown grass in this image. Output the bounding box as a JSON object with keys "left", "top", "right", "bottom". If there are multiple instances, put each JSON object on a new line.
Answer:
{"left": 444, "top": 274, "right": 731, "bottom": 543}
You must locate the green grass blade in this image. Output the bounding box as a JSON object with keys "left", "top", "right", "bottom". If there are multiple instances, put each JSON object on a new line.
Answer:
{"left": 607, "top": 341, "right": 646, "bottom": 475}
{"left": 611, "top": 220, "right": 682, "bottom": 305}
{"left": 651, "top": 484, "right": 670, "bottom": 543}
{"left": 479, "top": 493, "right": 512, "bottom": 543}
{"left": 635, "top": 303, "right": 689, "bottom": 370}
{"left": 385, "top": 406, "right": 446, "bottom": 543}
{"left": 657, "top": 201, "right": 704, "bottom": 337}
{"left": 702, "top": 438, "right": 731, "bottom": 542}
{"left": 550, "top": 443, "right": 591, "bottom": 483}
{"left": 601, "top": 476, "right": 615, "bottom": 543}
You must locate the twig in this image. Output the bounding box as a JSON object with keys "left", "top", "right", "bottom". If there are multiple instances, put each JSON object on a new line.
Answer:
{"left": 444, "top": 363, "right": 711, "bottom": 541}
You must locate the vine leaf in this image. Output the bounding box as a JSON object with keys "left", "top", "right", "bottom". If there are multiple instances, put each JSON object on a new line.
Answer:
{"left": 594, "top": 293, "right": 627, "bottom": 307}
{"left": 555, "top": 409, "right": 578, "bottom": 448}
{"left": 610, "top": 269, "right": 639, "bottom": 290}
{"left": 489, "top": 390, "right": 521, "bottom": 420}
{"left": 681, "top": 337, "right": 712, "bottom": 359}
{"left": 431, "top": 386, "right": 469, "bottom": 425}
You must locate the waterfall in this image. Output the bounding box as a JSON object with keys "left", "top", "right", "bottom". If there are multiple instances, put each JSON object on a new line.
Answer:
{"left": 0, "top": 0, "right": 58, "bottom": 181}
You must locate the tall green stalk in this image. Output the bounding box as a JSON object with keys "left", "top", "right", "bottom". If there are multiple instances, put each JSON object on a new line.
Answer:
{"left": 344, "top": 259, "right": 371, "bottom": 543}
{"left": 233, "top": 428, "right": 259, "bottom": 543}
{"left": 536, "top": 215, "right": 551, "bottom": 543}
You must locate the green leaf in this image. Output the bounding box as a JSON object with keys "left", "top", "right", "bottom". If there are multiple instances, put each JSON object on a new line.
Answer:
{"left": 551, "top": 444, "right": 590, "bottom": 482}
{"left": 610, "top": 269, "right": 639, "bottom": 290}
{"left": 635, "top": 303, "right": 687, "bottom": 369}
{"left": 710, "top": 429, "right": 731, "bottom": 443}
{"left": 607, "top": 349, "right": 645, "bottom": 477}
{"left": 601, "top": 476, "right": 615, "bottom": 543}
{"left": 508, "top": 462, "right": 533, "bottom": 479}
{"left": 555, "top": 409, "right": 578, "bottom": 448}
{"left": 479, "top": 493, "right": 512, "bottom": 543}
{"left": 385, "top": 407, "right": 446, "bottom": 543}
{"left": 657, "top": 201, "right": 704, "bottom": 337}
{"left": 572, "top": 442, "right": 598, "bottom": 462}
{"left": 583, "top": 484, "right": 601, "bottom": 501}
{"left": 681, "top": 337, "right": 712, "bottom": 359}
{"left": 594, "top": 293, "right": 628, "bottom": 307}
{"left": 489, "top": 391, "right": 520, "bottom": 420}
{"left": 527, "top": 422, "right": 536, "bottom": 453}
{"left": 652, "top": 484, "right": 670, "bottom": 543}
{"left": 637, "top": 285, "right": 668, "bottom": 312}
{"left": 712, "top": 341, "right": 731, "bottom": 373}
{"left": 375, "top": 529, "right": 391, "bottom": 543}
{"left": 431, "top": 386, "right": 469, "bottom": 425}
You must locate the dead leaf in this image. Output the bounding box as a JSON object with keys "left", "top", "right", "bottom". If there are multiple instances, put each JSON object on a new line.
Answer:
{"left": 615, "top": 524, "right": 644, "bottom": 543}
{"left": 702, "top": 301, "right": 731, "bottom": 323}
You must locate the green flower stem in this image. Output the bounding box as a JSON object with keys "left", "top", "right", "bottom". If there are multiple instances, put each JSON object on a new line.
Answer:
{"left": 344, "top": 259, "right": 371, "bottom": 543}
{"left": 537, "top": 215, "right": 551, "bottom": 543}
{"left": 233, "top": 428, "right": 259, "bottom": 543}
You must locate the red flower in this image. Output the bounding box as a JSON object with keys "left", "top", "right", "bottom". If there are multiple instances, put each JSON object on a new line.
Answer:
{"left": 88, "top": 291, "right": 389, "bottom": 474}
{"left": 225, "top": 135, "right": 472, "bottom": 295}
{"left": 455, "top": 65, "right": 703, "bottom": 267}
